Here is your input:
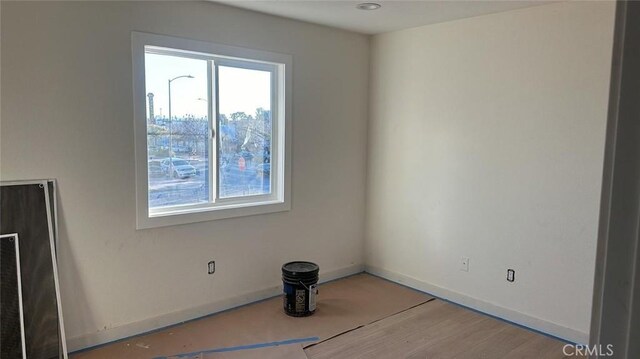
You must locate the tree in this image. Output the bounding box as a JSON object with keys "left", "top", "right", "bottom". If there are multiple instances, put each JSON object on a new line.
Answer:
{"left": 173, "top": 116, "right": 208, "bottom": 156}
{"left": 218, "top": 109, "right": 273, "bottom": 165}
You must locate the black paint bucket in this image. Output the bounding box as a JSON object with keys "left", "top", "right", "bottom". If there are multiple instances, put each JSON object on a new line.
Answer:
{"left": 282, "top": 261, "right": 319, "bottom": 317}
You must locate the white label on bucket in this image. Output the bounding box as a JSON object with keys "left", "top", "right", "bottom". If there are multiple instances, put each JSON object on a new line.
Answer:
{"left": 309, "top": 284, "right": 317, "bottom": 311}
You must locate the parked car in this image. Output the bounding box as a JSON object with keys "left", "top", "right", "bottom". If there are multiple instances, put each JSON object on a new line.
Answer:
{"left": 161, "top": 158, "right": 197, "bottom": 179}
{"left": 188, "top": 159, "right": 207, "bottom": 176}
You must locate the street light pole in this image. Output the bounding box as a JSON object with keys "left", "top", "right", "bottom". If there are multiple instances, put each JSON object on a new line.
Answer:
{"left": 168, "top": 75, "right": 194, "bottom": 164}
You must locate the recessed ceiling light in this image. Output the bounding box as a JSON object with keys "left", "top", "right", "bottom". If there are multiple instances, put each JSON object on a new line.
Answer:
{"left": 356, "top": 3, "right": 382, "bottom": 11}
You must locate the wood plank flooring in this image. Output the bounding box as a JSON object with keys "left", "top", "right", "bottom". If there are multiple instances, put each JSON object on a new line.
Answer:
{"left": 304, "top": 300, "right": 580, "bottom": 359}
{"left": 71, "top": 274, "right": 431, "bottom": 359}
{"left": 71, "top": 274, "right": 580, "bottom": 358}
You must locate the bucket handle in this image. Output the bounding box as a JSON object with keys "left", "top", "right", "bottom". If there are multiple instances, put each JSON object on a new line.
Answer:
{"left": 299, "top": 281, "right": 319, "bottom": 294}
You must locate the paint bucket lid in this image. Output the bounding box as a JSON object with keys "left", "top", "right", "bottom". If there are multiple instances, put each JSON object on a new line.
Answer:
{"left": 282, "top": 261, "right": 319, "bottom": 279}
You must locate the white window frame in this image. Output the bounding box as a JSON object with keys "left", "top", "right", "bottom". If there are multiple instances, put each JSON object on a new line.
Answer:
{"left": 132, "top": 32, "right": 292, "bottom": 229}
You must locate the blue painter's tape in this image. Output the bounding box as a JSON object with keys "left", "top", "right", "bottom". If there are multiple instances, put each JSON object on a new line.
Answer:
{"left": 154, "top": 336, "right": 319, "bottom": 359}
{"left": 70, "top": 272, "right": 365, "bottom": 356}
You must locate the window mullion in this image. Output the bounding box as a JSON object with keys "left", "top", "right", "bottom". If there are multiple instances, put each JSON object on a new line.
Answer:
{"left": 208, "top": 60, "right": 216, "bottom": 203}
{"left": 213, "top": 62, "right": 221, "bottom": 202}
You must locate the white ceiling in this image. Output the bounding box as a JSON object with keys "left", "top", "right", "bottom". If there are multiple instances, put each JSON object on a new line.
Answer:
{"left": 216, "top": 1, "right": 553, "bottom": 35}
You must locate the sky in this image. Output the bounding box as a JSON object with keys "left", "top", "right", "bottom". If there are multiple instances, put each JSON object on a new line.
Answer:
{"left": 145, "top": 52, "right": 271, "bottom": 119}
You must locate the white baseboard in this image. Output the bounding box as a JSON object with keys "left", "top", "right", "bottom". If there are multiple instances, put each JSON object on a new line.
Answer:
{"left": 364, "top": 265, "right": 589, "bottom": 345}
{"left": 68, "top": 263, "right": 364, "bottom": 353}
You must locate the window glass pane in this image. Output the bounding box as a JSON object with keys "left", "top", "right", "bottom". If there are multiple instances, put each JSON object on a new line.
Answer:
{"left": 218, "top": 66, "right": 272, "bottom": 198}
{"left": 145, "top": 52, "right": 210, "bottom": 209}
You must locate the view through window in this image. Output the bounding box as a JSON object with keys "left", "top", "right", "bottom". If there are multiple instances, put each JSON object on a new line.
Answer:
{"left": 144, "top": 50, "right": 274, "bottom": 210}
{"left": 218, "top": 65, "right": 272, "bottom": 198}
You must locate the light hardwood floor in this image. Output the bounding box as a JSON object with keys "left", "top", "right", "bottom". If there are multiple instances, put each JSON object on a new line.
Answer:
{"left": 304, "top": 299, "right": 579, "bottom": 359}
{"left": 71, "top": 275, "right": 578, "bottom": 358}
{"left": 71, "top": 274, "right": 431, "bottom": 359}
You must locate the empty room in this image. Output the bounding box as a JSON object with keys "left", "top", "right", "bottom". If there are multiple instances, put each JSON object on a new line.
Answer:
{"left": 1, "top": 0, "right": 638, "bottom": 358}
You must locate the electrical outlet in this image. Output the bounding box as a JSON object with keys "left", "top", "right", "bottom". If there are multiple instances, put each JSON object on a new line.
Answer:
{"left": 460, "top": 257, "right": 469, "bottom": 272}
{"left": 507, "top": 269, "right": 515, "bottom": 282}
{"left": 207, "top": 261, "right": 215, "bottom": 275}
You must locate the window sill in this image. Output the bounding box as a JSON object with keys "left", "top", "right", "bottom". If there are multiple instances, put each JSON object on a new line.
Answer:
{"left": 137, "top": 200, "right": 290, "bottom": 229}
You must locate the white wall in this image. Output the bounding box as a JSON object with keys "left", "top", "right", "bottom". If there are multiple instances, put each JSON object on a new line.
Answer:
{"left": 0, "top": 1, "right": 368, "bottom": 350}
{"left": 366, "top": 1, "right": 615, "bottom": 344}
{"left": 1, "top": 0, "right": 617, "bottom": 350}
